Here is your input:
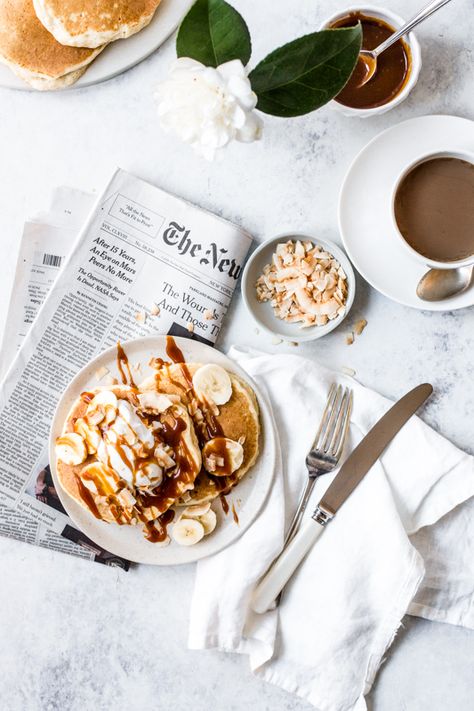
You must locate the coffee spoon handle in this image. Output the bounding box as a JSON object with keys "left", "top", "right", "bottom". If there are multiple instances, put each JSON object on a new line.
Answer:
{"left": 373, "top": 0, "right": 454, "bottom": 58}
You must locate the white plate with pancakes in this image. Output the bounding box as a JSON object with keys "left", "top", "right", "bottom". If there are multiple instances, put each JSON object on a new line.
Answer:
{"left": 49, "top": 336, "right": 277, "bottom": 565}
{"left": 0, "top": 0, "right": 193, "bottom": 91}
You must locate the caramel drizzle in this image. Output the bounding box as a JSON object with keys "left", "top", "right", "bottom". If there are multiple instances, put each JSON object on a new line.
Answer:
{"left": 116, "top": 342, "right": 137, "bottom": 389}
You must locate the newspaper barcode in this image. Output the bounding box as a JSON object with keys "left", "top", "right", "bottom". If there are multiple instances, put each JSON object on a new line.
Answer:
{"left": 43, "top": 253, "right": 62, "bottom": 267}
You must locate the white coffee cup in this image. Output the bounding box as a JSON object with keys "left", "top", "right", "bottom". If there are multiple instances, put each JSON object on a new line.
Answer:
{"left": 391, "top": 150, "right": 474, "bottom": 270}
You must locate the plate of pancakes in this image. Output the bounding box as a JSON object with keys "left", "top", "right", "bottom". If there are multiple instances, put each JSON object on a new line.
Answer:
{"left": 49, "top": 335, "right": 277, "bottom": 565}
{"left": 0, "top": 0, "right": 193, "bottom": 91}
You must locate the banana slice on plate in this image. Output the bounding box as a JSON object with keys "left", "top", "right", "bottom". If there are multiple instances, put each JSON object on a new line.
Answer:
{"left": 181, "top": 502, "right": 211, "bottom": 518}
{"left": 198, "top": 509, "right": 217, "bottom": 535}
{"left": 202, "top": 437, "right": 244, "bottom": 475}
{"left": 86, "top": 391, "right": 118, "bottom": 425}
{"left": 192, "top": 364, "right": 232, "bottom": 406}
{"left": 172, "top": 518, "right": 205, "bottom": 546}
{"left": 55, "top": 432, "right": 88, "bottom": 465}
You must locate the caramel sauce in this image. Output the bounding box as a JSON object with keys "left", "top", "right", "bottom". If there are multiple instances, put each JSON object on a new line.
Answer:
{"left": 144, "top": 509, "right": 175, "bottom": 543}
{"left": 219, "top": 493, "right": 229, "bottom": 515}
{"left": 117, "top": 342, "right": 137, "bottom": 389}
{"left": 232, "top": 503, "right": 239, "bottom": 525}
{"left": 166, "top": 336, "right": 194, "bottom": 391}
{"left": 80, "top": 391, "right": 95, "bottom": 404}
{"left": 331, "top": 13, "right": 411, "bottom": 109}
{"left": 76, "top": 476, "right": 101, "bottom": 519}
{"left": 165, "top": 335, "right": 186, "bottom": 364}
{"left": 205, "top": 437, "right": 233, "bottom": 476}
{"left": 161, "top": 415, "right": 187, "bottom": 449}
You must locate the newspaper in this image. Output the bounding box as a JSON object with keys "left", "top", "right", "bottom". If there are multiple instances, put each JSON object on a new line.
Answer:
{"left": 0, "top": 170, "right": 252, "bottom": 566}
{"left": 1, "top": 187, "right": 94, "bottom": 378}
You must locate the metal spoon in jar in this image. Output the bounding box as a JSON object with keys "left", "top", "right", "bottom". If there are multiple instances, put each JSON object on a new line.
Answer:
{"left": 358, "top": 0, "right": 454, "bottom": 87}
{"left": 416, "top": 266, "right": 474, "bottom": 302}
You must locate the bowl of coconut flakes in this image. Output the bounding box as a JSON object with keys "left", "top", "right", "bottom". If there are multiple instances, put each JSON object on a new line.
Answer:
{"left": 242, "top": 234, "right": 356, "bottom": 343}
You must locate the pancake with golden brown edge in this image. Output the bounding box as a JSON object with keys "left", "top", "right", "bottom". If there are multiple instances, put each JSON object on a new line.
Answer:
{"left": 140, "top": 363, "right": 261, "bottom": 505}
{"left": 55, "top": 385, "right": 202, "bottom": 526}
{"left": 33, "top": 0, "right": 162, "bottom": 48}
{"left": 0, "top": 0, "right": 104, "bottom": 90}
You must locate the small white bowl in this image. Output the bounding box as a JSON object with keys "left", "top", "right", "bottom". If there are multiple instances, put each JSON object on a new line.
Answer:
{"left": 242, "top": 234, "right": 356, "bottom": 343}
{"left": 320, "top": 5, "right": 422, "bottom": 118}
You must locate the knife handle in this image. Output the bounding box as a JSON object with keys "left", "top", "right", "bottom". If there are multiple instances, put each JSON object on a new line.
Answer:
{"left": 251, "top": 517, "right": 326, "bottom": 614}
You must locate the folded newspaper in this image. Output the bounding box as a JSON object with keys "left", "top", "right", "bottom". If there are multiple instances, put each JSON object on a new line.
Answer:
{"left": 0, "top": 170, "right": 252, "bottom": 568}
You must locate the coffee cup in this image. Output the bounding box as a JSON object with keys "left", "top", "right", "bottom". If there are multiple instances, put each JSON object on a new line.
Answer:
{"left": 391, "top": 150, "right": 474, "bottom": 270}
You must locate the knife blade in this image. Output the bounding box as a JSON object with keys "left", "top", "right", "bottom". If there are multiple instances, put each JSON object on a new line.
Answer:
{"left": 251, "top": 382, "right": 433, "bottom": 614}
{"left": 317, "top": 382, "right": 433, "bottom": 519}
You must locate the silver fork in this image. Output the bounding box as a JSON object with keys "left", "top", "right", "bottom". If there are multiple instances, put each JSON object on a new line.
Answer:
{"left": 273, "top": 383, "right": 353, "bottom": 606}
{"left": 283, "top": 383, "right": 353, "bottom": 548}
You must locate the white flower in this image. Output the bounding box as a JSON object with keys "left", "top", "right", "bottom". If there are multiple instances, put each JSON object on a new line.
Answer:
{"left": 156, "top": 57, "right": 263, "bottom": 160}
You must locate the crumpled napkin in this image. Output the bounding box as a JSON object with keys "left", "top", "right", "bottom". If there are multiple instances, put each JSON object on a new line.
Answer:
{"left": 188, "top": 348, "right": 474, "bottom": 711}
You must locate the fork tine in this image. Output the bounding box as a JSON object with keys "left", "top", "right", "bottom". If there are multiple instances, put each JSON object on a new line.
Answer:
{"left": 332, "top": 389, "right": 353, "bottom": 460}
{"left": 327, "top": 388, "right": 349, "bottom": 455}
{"left": 311, "top": 383, "right": 337, "bottom": 450}
{"left": 320, "top": 385, "right": 343, "bottom": 452}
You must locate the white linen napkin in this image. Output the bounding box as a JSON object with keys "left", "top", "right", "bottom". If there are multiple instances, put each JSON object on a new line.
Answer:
{"left": 189, "top": 348, "right": 474, "bottom": 711}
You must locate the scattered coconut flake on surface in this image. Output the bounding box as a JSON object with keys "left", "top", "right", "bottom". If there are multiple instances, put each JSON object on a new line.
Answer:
{"left": 254, "top": 327, "right": 260, "bottom": 335}
{"left": 346, "top": 333, "right": 354, "bottom": 346}
{"left": 255, "top": 239, "right": 348, "bottom": 329}
{"left": 95, "top": 366, "right": 109, "bottom": 381}
{"left": 150, "top": 304, "right": 161, "bottom": 316}
{"left": 103, "top": 375, "right": 118, "bottom": 386}
{"left": 187, "top": 323, "right": 194, "bottom": 333}
{"left": 341, "top": 366, "right": 356, "bottom": 377}
{"left": 354, "top": 318, "right": 367, "bottom": 336}
{"left": 204, "top": 309, "right": 214, "bottom": 320}
{"left": 133, "top": 362, "right": 142, "bottom": 374}
{"left": 271, "top": 337, "right": 282, "bottom": 345}
{"left": 135, "top": 311, "right": 146, "bottom": 324}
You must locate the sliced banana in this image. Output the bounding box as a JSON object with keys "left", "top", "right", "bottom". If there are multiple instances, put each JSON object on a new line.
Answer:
{"left": 172, "top": 518, "right": 205, "bottom": 546}
{"left": 74, "top": 417, "right": 101, "bottom": 455}
{"left": 182, "top": 502, "right": 211, "bottom": 518}
{"left": 55, "top": 433, "right": 88, "bottom": 466}
{"left": 87, "top": 391, "right": 118, "bottom": 425}
{"left": 198, "top": 509, "right": 217, "bottom": 535}
{"left": 192, "top": 364, "right": 232, "bottom": 406}
{"left": 137, "top": 391, "right": 174, "bottom": 414}
{"left": 202, "top": 437, "right": 244, "bottom": 475}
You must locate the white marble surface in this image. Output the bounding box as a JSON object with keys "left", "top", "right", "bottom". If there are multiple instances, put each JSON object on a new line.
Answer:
{"left": 0, "top": 1, "right": 473, "bottom": 709}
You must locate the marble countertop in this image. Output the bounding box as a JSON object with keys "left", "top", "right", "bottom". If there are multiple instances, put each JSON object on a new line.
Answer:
{"left": 0, "top": 1, "right": 473, "bottom": 709}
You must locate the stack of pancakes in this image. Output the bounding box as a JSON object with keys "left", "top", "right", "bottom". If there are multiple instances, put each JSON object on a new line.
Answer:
{"left": 55, "top": 360, "right": 260, "bottom": 543}
{"left": 141, "top": 363, "right": 260, "bottom": 506}
{"left": 0, "top": 0, "right": 162, "bottom": 90}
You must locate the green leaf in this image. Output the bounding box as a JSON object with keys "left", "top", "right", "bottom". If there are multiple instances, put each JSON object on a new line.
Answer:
{"left": 176, "top": 0, "right": 251, "bottom": 68}
{"left": 249, "top": 26, "right": 362, "bottom": 117}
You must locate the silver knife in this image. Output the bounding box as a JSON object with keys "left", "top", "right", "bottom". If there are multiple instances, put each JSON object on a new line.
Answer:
{"left": 251, "top": 383, "right": 433, "bottom": 614}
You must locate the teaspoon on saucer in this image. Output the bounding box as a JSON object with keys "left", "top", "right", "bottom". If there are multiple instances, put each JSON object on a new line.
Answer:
{"left": 416, "top": 266, "right": 474, "bottom": 302}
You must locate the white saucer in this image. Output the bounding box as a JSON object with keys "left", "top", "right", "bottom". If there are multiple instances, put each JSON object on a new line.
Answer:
{"left": 49, "top": 336, "right": 277, "bottom": 565}
{"left": 339, "top": 115, "right": 474, "bottom": 311}
{"left": 0, "top": 0, "right": 192, "bottom": 91}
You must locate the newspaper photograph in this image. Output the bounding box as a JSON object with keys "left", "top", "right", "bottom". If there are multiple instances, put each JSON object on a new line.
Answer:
{"left": 0, "top": 170, "right": 252, "bottom": 566}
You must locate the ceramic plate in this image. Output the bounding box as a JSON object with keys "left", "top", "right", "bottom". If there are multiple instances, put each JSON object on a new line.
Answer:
{"left": 339, "top": 115, "right": 474, "bottom": 311}
{"left": 49, "top": 336, "right": 277, "bottom": 565}
{"left": 0, "top": 0, "right": 192, "bottom": 91}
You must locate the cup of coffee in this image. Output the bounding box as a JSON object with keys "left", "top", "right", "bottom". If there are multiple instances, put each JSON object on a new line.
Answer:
{"left": 391, "top": 150, "right": 474, "bottom": 269}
